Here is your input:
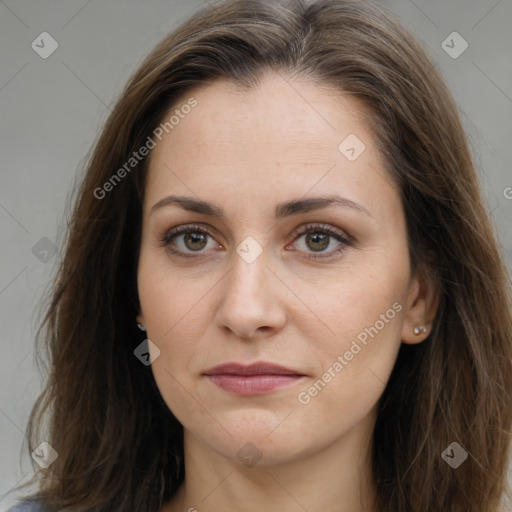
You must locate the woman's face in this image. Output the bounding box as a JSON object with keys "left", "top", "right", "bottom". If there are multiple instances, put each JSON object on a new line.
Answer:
{"left": 137, "top": 73, "right": 431, "bottom": 465}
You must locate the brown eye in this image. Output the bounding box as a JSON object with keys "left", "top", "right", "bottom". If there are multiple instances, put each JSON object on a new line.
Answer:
{"left": 305, "top": 232, "right": 330, "bottom": 252}
{"left": 182, "top": 232, "right": 208, "bottom": 251}
{"left": 161, "top": 224, "right": 219, "bottom": 258}
{"left": 290, "top": 223, "right": 352, "bottom": 261}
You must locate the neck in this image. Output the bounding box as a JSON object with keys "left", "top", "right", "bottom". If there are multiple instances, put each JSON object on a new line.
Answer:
{"left": 163, "top": 406, "right": 378, "bottom": 512}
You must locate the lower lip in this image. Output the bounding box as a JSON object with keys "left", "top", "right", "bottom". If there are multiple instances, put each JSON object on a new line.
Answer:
{"left": 206, "top": 374, "right": 304, "bottom": 395}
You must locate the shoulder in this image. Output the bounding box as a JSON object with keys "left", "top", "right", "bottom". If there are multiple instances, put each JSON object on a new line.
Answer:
{"left": 5, "top": 501, "right": 46, "bottom": 512}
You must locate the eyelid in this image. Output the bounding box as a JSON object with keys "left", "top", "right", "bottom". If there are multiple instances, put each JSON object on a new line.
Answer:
{"left": 160, "top": 223, "right": 216, "bottom": 244}
{"left": 289, "top": 222, "right": 351, "bottom": 244}
{"left": 287, "top": 222, "right": 352, "bottom": 260}
{"left": 159, "top": 223, "right": 221, "bottom": 259}
{"left": 160, "top": 222, "right": 352, "bottom": 260}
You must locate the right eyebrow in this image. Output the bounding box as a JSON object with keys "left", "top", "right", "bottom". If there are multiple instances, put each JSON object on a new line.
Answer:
{"left": 150, "top": 195, "right": 224, "bottom": 218}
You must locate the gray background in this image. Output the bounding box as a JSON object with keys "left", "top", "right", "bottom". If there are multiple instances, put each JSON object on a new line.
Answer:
{"left": 1, "top": 0, "right": 511, "bottom": 510}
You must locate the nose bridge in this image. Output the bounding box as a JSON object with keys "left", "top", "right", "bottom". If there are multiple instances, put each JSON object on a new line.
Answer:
{"left": 215, "top": 241, "right": 286, "bottom": 338}
{"left": 230, "top": 243, "right": 269, "bottom": 299}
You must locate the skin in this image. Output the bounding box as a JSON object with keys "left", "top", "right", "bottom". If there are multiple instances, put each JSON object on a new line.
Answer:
{"left": 136, "top": 73, "right": 438, "bottom": 512}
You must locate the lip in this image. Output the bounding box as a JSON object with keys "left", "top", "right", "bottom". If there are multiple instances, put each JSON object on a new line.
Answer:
{"left": 204, "top": 362, "right": 304, "bottom": 376}
{"left": 203, "top": 362, "right": 306, "bottom": 396}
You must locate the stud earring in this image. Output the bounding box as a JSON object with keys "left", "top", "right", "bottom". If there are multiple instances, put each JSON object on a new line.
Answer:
{"left": 413, "top": 325, "right": 427, "bottom": 335}
{"left": 137, "top": 322, "right": 146, "bottom": 332}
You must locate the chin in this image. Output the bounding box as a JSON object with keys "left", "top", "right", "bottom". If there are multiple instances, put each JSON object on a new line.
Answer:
{"left": 188, "top": 410, "right": 330, "bottom": 467}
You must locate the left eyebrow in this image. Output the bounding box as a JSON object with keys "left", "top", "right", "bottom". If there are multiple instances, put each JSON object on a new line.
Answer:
{"left": 275, "top": 195, "right": 372, "bottom": 219}
{"left": 150, "top": 194, "right": 373, "bottom": 219}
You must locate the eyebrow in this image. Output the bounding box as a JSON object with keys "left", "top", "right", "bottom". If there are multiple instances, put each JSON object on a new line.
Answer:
{"left": 150, "top": 194, "right": 372, "bottom": 219}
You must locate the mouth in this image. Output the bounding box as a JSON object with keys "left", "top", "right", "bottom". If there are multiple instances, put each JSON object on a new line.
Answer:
{"left": 203, "top": 362, "right": 306, "bottom": 396}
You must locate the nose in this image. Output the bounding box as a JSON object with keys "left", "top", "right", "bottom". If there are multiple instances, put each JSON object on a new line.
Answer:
{"left": 215, "top": 246, "right": 287, "bottom": 340}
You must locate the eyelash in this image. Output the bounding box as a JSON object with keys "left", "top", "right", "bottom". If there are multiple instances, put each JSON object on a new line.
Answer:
{"left": 160, "top": 223, "right": 351, "bottom": 261}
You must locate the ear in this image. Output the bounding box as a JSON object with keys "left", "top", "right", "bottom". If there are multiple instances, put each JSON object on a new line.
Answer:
{"left": 136, "top": 310, "right": 145, "bottom": 328}
{"left": 401, "top": 267, "right": 440, "bottom": 344}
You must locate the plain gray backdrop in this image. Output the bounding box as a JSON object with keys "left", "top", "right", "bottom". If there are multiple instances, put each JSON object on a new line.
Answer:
{"left": 1, "top": 0, "right": 511, "bottom": 510}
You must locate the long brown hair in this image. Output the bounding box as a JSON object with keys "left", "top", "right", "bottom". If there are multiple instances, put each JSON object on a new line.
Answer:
{"left": 13, "top": 1, "right": 512, "bottom": 510}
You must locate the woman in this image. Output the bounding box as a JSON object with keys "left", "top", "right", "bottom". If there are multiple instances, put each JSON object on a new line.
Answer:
{"left": 8, "top": 0, "right": 512, "bottom": 511}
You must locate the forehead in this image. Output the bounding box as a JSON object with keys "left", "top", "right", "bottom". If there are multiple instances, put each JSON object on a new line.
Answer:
{"left": 144, "top": 73, "right": 398, "bottom": 222}
{"left": 157, "top": 74, "right": 372, "bottom": 154}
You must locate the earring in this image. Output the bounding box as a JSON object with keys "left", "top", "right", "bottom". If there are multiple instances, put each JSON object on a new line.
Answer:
{"left": 137, "top": 322, "right": 146, "bottom": 332}
{"left": 413, "top": 325, "right": 427, "bottom": 335}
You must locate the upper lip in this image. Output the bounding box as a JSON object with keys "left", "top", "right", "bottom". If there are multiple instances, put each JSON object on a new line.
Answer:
{"left": 203, "top": 362, "right": 305, "bottom": 376}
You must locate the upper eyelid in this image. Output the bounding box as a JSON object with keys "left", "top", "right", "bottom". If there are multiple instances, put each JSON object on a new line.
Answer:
{"left": 161, "top": 222, "right": 350, "bottom": 249}
{"left": 290, "top": 222, "right": 350, "bottom": 241}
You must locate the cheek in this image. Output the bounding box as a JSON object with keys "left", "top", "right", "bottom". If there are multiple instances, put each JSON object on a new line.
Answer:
{"left": 137, "top": 264, "right": 210, "bottom": 422}
{"left": 296, "top": 259, "right": 408, "bottom": 407}
{"left": 137, "top": 256, "right": 209, "bottom": 376}
{"left": 291, "top": 292, "right": 404, "bottom": 448}
{"left": 301, "top": 259, "right": 407, "bottom": 350}
{"left": 138, "top": 247, "right": 206, "bottom": 332}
